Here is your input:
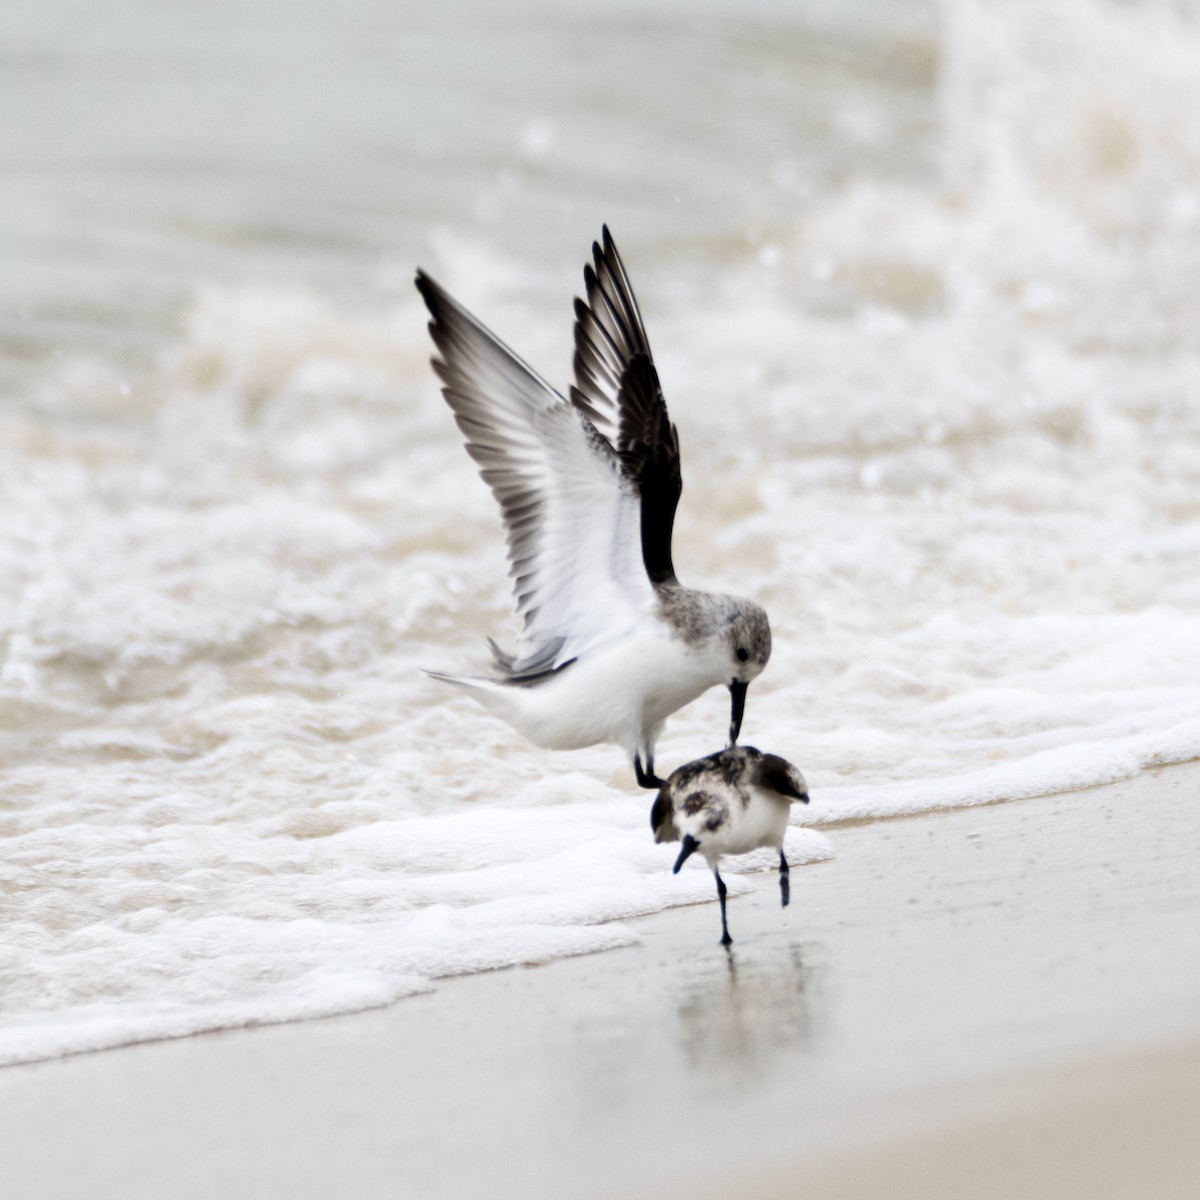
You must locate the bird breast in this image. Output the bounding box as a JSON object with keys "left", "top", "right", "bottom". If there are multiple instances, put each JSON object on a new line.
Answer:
{"left": 678, "top": 785, "right": 791, "bottom": 861}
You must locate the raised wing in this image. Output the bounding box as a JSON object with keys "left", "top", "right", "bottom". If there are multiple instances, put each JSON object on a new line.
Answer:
{"left": 570, "top": 226, "right": 682, "bottom": 586}
{"left": 416, "top": 270, "right": 654, "bottom": 674}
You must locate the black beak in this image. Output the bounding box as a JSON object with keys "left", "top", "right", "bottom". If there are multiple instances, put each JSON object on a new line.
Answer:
{"left": 728, "top": 679, "right": 747, "bottom": 746}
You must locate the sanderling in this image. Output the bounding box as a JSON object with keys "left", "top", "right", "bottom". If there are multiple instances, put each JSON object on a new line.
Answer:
{"left": 651, "top": 745, "right": 809, "bottom": 946}
{"left": 416, "top": 228, "right": 771, "bottom": 788}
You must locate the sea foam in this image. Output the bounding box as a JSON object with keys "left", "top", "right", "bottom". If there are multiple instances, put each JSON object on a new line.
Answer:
{"left": 4, "top": 0, "right": 1200, "bottom": 1065}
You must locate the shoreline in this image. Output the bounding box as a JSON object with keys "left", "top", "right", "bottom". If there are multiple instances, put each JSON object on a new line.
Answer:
{"left": 3, "top": 760, "right": 1199, "bottom": 1199}
{"left": 5, "top": 747, "right": 1193, "bottom": 1074}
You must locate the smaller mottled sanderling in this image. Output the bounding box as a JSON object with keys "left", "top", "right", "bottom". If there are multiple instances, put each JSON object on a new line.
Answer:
{"left": 651, "top": 745, "right": 809, "bottom": 947}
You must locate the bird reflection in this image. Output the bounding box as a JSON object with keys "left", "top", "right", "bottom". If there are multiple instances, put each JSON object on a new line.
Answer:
{"left": 675, "top": 942, "right": 818, "bottom": 1079}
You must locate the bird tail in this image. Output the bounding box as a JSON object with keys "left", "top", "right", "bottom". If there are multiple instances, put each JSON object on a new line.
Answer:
{"left": 423, "top": 669, "right": 515, "bottom": 712}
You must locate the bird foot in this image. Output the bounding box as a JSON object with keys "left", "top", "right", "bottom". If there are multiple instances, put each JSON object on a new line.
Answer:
{"left": 634, "top": 756, "right": 665, "bottom": 790}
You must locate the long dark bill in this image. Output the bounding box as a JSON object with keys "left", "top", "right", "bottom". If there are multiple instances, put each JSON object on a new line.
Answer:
{"left": 728, "top": 679, "right": 748, "bottom": 746}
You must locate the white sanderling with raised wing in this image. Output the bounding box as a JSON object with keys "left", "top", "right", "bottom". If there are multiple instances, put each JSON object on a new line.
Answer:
{"left": 416, "top": 227, "right": 771, "bottom": 788}
{"left": 651, "top": 745, "right": 809, "bottom": 945}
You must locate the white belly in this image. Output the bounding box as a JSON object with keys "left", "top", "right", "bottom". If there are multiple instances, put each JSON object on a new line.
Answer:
{"left": 505, "top": 625, "right": 717, "bottom": 755}
{"left": 687, "top": 788, "right": 791, "bottom": 864}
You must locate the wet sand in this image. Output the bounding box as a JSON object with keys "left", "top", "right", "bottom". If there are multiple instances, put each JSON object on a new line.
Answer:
{"left": 2, "top": 761, "right": 1199, "bottom": 1200}
{"left": 782, "top": 1034, "right": 1200, "bottom": 1200}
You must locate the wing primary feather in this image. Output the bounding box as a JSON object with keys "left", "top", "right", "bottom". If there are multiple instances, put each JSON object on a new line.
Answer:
{"left": 568, "top": 231, "right": 683, "bottom": 587}
{"left": 416, "top": 265, "right": 654, "bottom": 671}
{"left": 618, "top": 356, "right": 681, "bottom": 585}
{"left": 601, "top": 225, "right": 650, "bottom": 345}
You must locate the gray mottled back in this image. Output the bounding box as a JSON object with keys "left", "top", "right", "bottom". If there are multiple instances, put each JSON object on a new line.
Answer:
{"left": 650, "top": 745, "right": 807, "bottom": 845}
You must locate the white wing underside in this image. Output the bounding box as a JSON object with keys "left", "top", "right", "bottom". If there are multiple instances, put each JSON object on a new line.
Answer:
{"left": 419, "top": 275, "right": 656, "bottom": 673}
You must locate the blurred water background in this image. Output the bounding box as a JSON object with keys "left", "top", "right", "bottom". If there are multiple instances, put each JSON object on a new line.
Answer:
{"left": 4, "top": 0, "right": 1200, "bottom": 1064}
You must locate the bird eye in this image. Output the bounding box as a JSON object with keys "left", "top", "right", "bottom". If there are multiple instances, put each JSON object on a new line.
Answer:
{"left": 736, "top": 647, "right": 749, "bottom": 662}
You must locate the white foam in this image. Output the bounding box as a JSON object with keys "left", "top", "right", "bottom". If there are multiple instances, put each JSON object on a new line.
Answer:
{"left": 5, "top": 0, "right": 1200, "bottom": 1066}
{"left": 0, "top": 777, "right": 833, "bottom": 1066}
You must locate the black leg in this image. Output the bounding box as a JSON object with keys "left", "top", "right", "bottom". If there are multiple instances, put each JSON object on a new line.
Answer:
{"left": 716, "top": 870, "right": 732, "bottom": 948}
{"left": 634, "top": 754, "right": 665, "bottom": 790}
{"left": 779, "top": 850, "right": 790, "bottom": 909}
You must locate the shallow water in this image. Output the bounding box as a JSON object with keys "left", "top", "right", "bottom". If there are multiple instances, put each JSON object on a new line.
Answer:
{"left": 4, "top": 0, "right": 1200, "bottom": 1064}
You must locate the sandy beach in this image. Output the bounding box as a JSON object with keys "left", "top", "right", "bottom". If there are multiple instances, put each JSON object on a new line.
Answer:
{"left": 2, "top": 760, "right": 1198, "bottom": 1200}
{"left": 5, "top": 2, "right": 1200, "bottom": 1197}
{"left": 790, "top": 1035, "right": 1200, "bottom": 1200}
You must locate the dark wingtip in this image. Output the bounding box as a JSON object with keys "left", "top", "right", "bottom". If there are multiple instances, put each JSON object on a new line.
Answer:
{"left": 414, "top": 269, "right": 443, "bottom": 317}
{"left": 596, "top": 225, "right": 620, "bottom": 271}
{"left": 413, "top": 270, "right": 446, "bottom": 362}
{"left": 755, "top": 753, "right": 810, "bottom": 803}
